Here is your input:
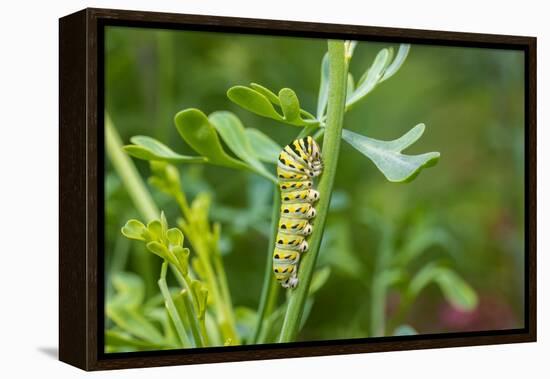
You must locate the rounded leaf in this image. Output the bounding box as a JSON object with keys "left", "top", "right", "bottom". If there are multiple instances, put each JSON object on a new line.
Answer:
{"left": 166, "top": 227, "right": 184, "bottom": 247}
{"left": 174, "top": 108, "right": 249, "bottom": 171}
{"left": 123, "top": 136, "right": 206, "bottom": 163}
{"left": 250, "top": 83, "right": 281, "bottom": 105}
{"left": 278, "top": 88, "right": 302, "bottom": 124}
{"left": 121, "top": 219, "right": 147, "bottom": 241}
{"left": 146, "top": 220, "right": 163, "bottom": 241}
{"left": 227, "top": 86, "right": 283, "bottom": 121}
{"left": 145, "top": 241, "right": 171, "bottom": 262}
{"left": 209, "top": 111, "right": 276, "bottom": 182}
{"left": 172, "top": 246, "right": 190, "bottom": 276}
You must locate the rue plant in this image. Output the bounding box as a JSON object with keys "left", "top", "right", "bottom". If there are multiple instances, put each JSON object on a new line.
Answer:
{"left": 104, "top": 39, "right": 463, "bottom": 351}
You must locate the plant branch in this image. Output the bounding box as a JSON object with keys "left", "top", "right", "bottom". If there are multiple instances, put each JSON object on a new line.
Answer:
{"left": 252, "top": 188, "right": 281, "bottom": 343}
{"left": 106, "top": 113, "right": 158, "bottom": 293}
{"left": 278, "top": 40, "right": 348, "bottom": 342}
{"left": 105, "top": 114, "right": 159, "bottom": 221}
{"left": 158, "top": 261, "right": 192, "bottom": 347}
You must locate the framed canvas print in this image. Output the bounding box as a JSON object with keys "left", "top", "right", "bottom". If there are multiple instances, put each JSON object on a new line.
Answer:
{"left": 59, "top": 8, "right": 536, "bottom": 371}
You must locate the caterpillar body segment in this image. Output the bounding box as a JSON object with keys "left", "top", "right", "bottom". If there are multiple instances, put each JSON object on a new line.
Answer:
{"left": 281, "top": 189, "right": 320, "bottom": 203}
{"left": 279, "top": 179, "right": 313, "bottom": 192}
{"left": 278, "top": 217, "right": 313, "bottom": 236}
{"left": 275, "top": 232, "right": 308, "bottom": 252}
{"left": 280, "top": 203, "right": 317, "bottom": 219}
{"left": 273, "top": 136, "right": 323, "bottom": 289}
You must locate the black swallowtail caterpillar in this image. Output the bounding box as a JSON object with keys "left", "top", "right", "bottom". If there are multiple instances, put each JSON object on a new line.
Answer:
{"left": 273, "top": 136, "right": 323, "bottom": 288}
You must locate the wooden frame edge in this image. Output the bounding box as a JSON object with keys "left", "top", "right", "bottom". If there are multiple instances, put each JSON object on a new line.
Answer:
{"left": 58, "top": 7, "right": 537, "bottom": 371}
{"left": 59, "top": 9, "right": 89, "bottom": 370}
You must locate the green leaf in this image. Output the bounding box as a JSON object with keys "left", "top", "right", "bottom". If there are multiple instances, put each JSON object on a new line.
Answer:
{"left": 344, "top": 40, "right": 358, "bottom": 60}
{"left": 279, "top": 88, "right": 302, "bottom": 124}
{"left": 123, "top": 136, "right": 206, "bottom": 163}
{"left": 342, "top": 124, "right": 440, "bottom": 182}
{"left": 244, "top": 128, "right": 281, "bottom": 164}
{"left": 227, "top": 86, "right": 283, "bottom": 121}
{"left": 166, "top": 227, "right": 184, "bottom": 247}
{"left": 346, "top": 73, "right": 355, "bottom": 100}
{"left": 106, "top": 308, "right": 166, "bottom": 345}
{"left": 347, "top": 48, "right": 392, "bottom": 108}
{"left": 174, "top": 108, "right": 249, "bottom": 171}
{"left": 395, "top": 226, "right": 457, "bottom": 265}
{"left": 409, "top": 263, "right": 478, "bottom": 311}
{"left": 159, "top": 211, "right": 169, "bottom": 236}
{"left": 146, "top": 241, "right": 171, "bottom": 262}
{"left": 316, "top": 52, "right": 329, "bottom": 118}
{"left": 381, "top": 44, "right": 410, "bottom": 82}
{"left": 393, "top": 324, "right": 418, "bottom": 336}
{"left": 209, "top": 111, "right": 276, "bottom": 182}
{"left": 228, "top": 84, "right": 316, "bottom": 127}
{"left": 121, "top": 219, "right": 147, "bottom": 241}
{"left": 250, "top": 83, "right": 281, "bottom": 105}
{"left": 375, "top": 269, "right": 404, "bottom": 288}
{"left": 190, "top": 280, "right": 208, "bottom": 319}
{"left": 146, "top": 220, "right": 163, "bottom": 241}
{"left": 105, "top": 329, "right": 167, "bottom": 349}
{"left": 434, "top": 269, "right": 479, "bottom": 311}
{"left": 172, "top": 246, "right": 190, "bottom": 276}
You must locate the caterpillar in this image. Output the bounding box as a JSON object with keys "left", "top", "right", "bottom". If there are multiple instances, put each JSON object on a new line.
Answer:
{"left": 273, "top": 136, "right": 323, "bottom": 289}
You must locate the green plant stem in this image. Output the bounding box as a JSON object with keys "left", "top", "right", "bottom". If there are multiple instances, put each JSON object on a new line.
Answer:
{"left": 158, "top": 261, "right": 191, "bottom": 347}
{"left": 106, "top": 113, "right": 158, "bottom": 294}
{"left": 180, "top": 219, "right": 239, "bottom": 344}
{"left": 199, "top": 242, "right": 239, "bottom": 344}
{"left": 252, "top": 188, "right": 281, "bottom": 343}
{"left": 370, "top": 226, "right": 394, "bottom": 337}
{"left": 174, "top": 183, "right": 238, "bottom": 344}
{"left": 178, "top": 290, "right": 205, "bottom": 347}
{"left": 106, "top": 114, "right": 159, "bottom": 221}
{"left": 156, "top": 31, "right": 175, "bottom": 143}
{"left": 278, "top": 40, "right": 348, "bottom": 342}
{"left": 212, "top": 242, "right": 234, "bottom": 318}
{"left": 173, "top": 267, "right": 206, "bottom": 346}
{"left": 175, "top": 192, "right": 192, "bottom": 221}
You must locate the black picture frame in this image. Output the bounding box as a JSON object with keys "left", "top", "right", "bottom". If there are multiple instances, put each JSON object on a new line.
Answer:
{"left": 59, "top": 7, "right": 537, "bottom": 371}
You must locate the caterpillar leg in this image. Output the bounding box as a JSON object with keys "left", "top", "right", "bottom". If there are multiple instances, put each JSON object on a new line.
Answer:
{"left": 283, "top": 274, "right": 299, "bottom": 289}
{"left": 281, "top": 256, "right": 301, "bottom": 289}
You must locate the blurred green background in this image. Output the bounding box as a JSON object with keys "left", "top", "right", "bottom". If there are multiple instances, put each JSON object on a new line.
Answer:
{"left": 105, "top": 26, "right": 525, "bottom": 344}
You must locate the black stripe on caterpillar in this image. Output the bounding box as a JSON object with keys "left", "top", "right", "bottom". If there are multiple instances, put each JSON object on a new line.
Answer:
{"left": 273, "top": 136, "right": 323, "bottom": 288}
